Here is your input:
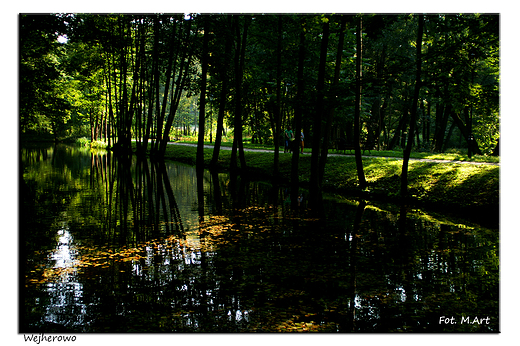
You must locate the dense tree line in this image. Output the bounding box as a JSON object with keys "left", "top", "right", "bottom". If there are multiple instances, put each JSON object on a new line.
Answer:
{"left": 20, "top": 13, "right": 499, "bottom": 200}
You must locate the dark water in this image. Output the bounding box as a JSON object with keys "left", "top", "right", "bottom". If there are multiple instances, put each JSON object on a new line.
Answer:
{"left": 20, "top": 144, "right": 499, "bottom": 333}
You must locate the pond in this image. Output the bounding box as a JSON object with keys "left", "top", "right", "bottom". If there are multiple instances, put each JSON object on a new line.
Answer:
{"left": 20, "top": 144, "right": 499, "bottom": 333}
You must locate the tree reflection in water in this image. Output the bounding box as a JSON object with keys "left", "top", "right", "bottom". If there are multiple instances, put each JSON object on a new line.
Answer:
{"left": 21, "top": 145, "right": 499, "bottom": 332}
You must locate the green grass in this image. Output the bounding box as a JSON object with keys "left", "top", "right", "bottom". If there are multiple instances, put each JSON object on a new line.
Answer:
{"left": 175, "top": 139, "right": 499, "bottom": 163}
{"left": 156, "top": 142, "right": 499, "bottom": 214}
{"left": 75, "top": 137, "right": 108, "bottom": 149}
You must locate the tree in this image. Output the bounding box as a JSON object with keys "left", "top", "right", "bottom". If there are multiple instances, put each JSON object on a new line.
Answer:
{"left": 273, "top": 15, "right": 283, "bottom": 177}
{"left": 318, "top": 15, "right": 348, "bottom": 184}
{"left": 230, "top": 16, "right": 250, "bottom": 172}
{"left": 309, "top": 16, "right": 330, "bottom": 207}
{"left": 210, "top": 16, "right": 233, "bottom": 167}
{"left": 197, "top": 15, "right": 209, "bottom": 169}
{"left": 353, "top": 16, "right": 367, "bottom": 189}
{"left": 290, "top": 18, "right": 306, "bottom": 208}
{"left": 401, "top": 15, "right": 424, "bottom": 198}
{"left": 20, "top": 14, "right": 73, "bottom": 140}
{"left": 21, "top": 13, "right": 499, "bottom": 162}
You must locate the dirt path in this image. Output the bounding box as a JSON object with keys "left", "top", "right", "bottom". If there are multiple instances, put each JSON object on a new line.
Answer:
{"left": 168, "top": 142, "right": 499, "bottom": 166}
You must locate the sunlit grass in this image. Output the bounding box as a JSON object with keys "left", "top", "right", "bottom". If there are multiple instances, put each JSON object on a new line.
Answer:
{"left": 174, "top": 139, "right": 499, "bottom": 163}
{"left": 150, "top": 141, "right": 499, "bottom": 211}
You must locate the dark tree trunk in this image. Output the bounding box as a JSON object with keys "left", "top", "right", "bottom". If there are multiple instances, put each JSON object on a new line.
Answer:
{"left": 319, "top": 15, "right": 347, "bottom": 184}
{"left": 273, "top": 15, "right": 283, "bottom": 177}
{"left": 354, "top": 16, "right": 367, "bottom": 189}
{"left": 290, "top": 18, "right": 306, "bottom": 208}
{"left": 450, "top": 111, "right": 483, "bottom": 156}
{"left": 433, "top": 102, "right": 451, "bottom": 152}
{"left": 197, "top": 16, "right": 209, "bottom": 169}
{"left": 158, "top": 18, "right": 194, "bottom": 158}
{"left": 441, "top": 120, "right": 456, "bottom": 152}
{"left": 230, "top": 16, "right": 249, "bottom": 172}
{"left": 491, "top": 138, "right": 499, "bottom": 156}
{"left": 309, "top": 18, "right": 329, "bottom": 208}
{"left": 210, "top": 26, "right": 232, "bottom": 167}
{"left": 401, "top": 15, "right": 424, "bottom": 198}
{"left": 388, "top": 97, "right": 409, "bottom": 150}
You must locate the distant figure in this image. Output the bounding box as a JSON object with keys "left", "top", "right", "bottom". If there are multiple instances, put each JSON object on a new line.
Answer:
{"left": 284, "top": 126, "right": 294, "bottom": 153}
{"left": 300, "top": 131, "right": 305, "bottom": 154}
{"left": 468, "top": 133, "right": 475, "bottom": 158}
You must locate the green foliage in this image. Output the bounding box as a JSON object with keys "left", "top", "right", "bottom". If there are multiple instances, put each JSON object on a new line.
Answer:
{"left": 75, "top": 137, "right": 90, "bottom": 147}
{"left": 91, "top": 140, "right": 108, "bottom": 149}
{"left": 21, "top": 14, "right": 499, "bottom": 155}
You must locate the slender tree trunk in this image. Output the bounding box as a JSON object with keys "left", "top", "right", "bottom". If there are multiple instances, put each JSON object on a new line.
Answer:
{"left": 434, "top": 94, "right": 452, "bottom": 152}
{"left": 290, "top": 18, "right": 306, "bottom": 208}
{"left": 426, "top": 100, "right": 431, "bottom": 147}
{"left": 354, "top": 16, "right": 367, "bottom": 189}
{"left": 273, "top": 15, "right": 283, "bottom": 177}
{"left": 151, "top": 17, "right": 162, "bottom": 153}
{"left": 89, "top": 107, "right": 94, "bottom": 142}
{"left": 158, "top": 18, "right": 194, "bottom": 157}
{"left": 197, "top": 16, "right": 209, "bottom": 169}
{"left": 118, "top": 19, "right": 131, "bottom": 153}
{"left": 141, "top": 17, "right": 159, "bottom": 154}
{"left": 230, "top": 16, "right": 249, "bottom": 172}
{"left": 210, "top": 38, "right": 231, "bottom": 166}
{"left": 309, "top": 18, "right": 329, "bottom": 208}
{"left": 401, "top": 15, "right": 424, "bottom": 198}
{"left": 450, "top": 111, "right": 483, "bottom": 156}
{"left": 491, "top": 138, "right": 499, "bottom": 156}
{"left": 210, "top": 24, "right": 232, "bottom": 166}
{"left": 157, "top": 20, "right": 179, "bottom": 152}
{"left": 237, "top": 18, "right": 250, "bottom": 170}
{"left": 442, "top": 120, "right": 456, "bottom": 152}
{"left": 319, "top": 15, "right": 347, "bottom": 184}
{"left": 158, "top": 52, "right": 193, "bottom": 157}
{"left": 106, "top": 52, "right": 115, "bottom": 148}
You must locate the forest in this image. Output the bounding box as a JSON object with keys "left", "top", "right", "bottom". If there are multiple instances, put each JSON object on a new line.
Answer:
{"left": 20, "top": 13, "right": 499, "bottom": 201}
{"left": 19, "top": 13, "right": 502, "bottom": 333}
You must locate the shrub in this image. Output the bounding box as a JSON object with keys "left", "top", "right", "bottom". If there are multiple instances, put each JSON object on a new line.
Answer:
{"left": 76, "top": 137, "right": 90, "bottom": 147}
{"left": 91, "top": 140, "right": 108, "bottom": 149}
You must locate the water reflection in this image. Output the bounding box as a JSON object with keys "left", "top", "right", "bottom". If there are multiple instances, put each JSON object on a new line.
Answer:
{"left": 20, "top": 144, "right": 499, "bottom": 332}
{"left": 44, "top": 219, "right": 86, "bottom": 328}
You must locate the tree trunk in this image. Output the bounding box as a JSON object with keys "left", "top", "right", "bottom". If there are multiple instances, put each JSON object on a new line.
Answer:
{"left": 309, "top": 18, "right": 329, "bottom": 208}
{"left": 157, "top": 20, "right": 179, "bottom": 153}
{"left": 434, "top": 101, "right": 451, "bottom": 152}
{"left": 158, "top": 53, "right": 192, "bottom": 157}
{"left": 290, "top": 18, "right": 306, "bottom": 208}
{"left": 450, "top": 111, "right": 483, "bottom": 156}
{"left": 354, "top": 16, "right": 367, "bottom": 189}
{"left": 491, "top": 138, "right": 499, "bottom": 156}
{"left": 158, "top": 18, "right": 194, "bottom": 157}
{"left": 441, "top": 119, "right": 456, "bottom": 152}
{"left": 210, "top": 23, "right": 232, "bottom": 167}
{"left": 273, "top": 16, "right": 283, "bottom": 177}
{"left": 197, "top": 16, "right": 209, "bottom": 169}
{"left": 401, "top": 15, "right": 424, "bottom": 198}
{"left": 230, "top": 16, "right": 249, "bottom": 172}
{"left": 319, "top": 16, "right": 347, "bottom": 184}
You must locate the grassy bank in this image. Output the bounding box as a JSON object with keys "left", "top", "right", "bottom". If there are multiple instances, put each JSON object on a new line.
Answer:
{"left": 155, "top": 143, "right": 499, "bottom": 220}
{"left": 175, "top": 138, "right": 500, "bottom": 164}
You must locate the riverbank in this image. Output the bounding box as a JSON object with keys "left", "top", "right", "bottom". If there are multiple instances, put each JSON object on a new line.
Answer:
{"left": 154, "top": 143, "right": 499, "bottom": 226}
